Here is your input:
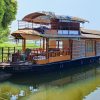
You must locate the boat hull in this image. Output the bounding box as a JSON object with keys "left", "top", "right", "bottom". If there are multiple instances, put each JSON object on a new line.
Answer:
{"left": 0, "top": 56, "right": 100, "bottom": 75}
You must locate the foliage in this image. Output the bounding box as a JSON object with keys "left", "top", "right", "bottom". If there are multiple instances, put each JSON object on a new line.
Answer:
{"left": 0, "top": 0, "right": 17, "bottom": 43}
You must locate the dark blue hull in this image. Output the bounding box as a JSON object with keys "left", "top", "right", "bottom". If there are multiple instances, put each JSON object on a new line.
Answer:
{"left": 1, "top": 56, "right": 100, "bottom": 75}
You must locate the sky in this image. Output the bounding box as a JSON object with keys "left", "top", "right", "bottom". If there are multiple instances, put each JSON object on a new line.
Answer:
{"left": 11, "top": 0, "right": 100, "bottom": 32}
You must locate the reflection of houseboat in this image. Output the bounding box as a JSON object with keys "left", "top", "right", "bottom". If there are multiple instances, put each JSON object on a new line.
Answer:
{"left": 0, "top": 11, "right": 100, "bottom": 74}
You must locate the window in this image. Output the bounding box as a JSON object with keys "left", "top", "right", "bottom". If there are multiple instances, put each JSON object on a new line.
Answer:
{"left": 58, "top": 30, "right": 79, "bottom": 35}
{"left": 86, "top": 40, "right": 94, "bottom": 53}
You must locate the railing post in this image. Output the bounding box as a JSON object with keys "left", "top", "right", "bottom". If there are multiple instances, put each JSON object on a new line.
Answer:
{"left": 2, "top": 47, "right": 4, "bottom": 62}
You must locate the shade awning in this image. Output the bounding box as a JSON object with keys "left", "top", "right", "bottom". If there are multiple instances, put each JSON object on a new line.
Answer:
{"left": 22, "top": 11, "right": 89, "bottom": 24}
{"left": 81, "top": 28, "right": 100, "bottom": 35}
{"left": 11, "top": 29, "right": 43, "bottom": 40}
{"left": 81, "top": 34, "right": 100, "bottom": 39}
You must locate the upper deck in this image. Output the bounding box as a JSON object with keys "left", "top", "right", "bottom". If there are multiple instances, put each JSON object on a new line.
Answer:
{"left": 18, "top": 11, "right": 89, "bottom": 36}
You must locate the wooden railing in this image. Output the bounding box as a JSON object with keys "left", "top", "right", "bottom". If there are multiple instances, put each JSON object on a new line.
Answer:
{"left": 48, "top": 50, "right": 70, "bottom": 58}
{"left": 27, "top": 50, "right": 70, "bottom": 61}
{"left": 2, "top": 48, "right": 70, "bottom": 63}
{"left": 0, "top": 47, "right": 16, "bottom": 62}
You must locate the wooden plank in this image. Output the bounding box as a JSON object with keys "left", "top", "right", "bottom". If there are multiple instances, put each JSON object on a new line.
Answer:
{"left": 22, "top": 39, "right": 26, "bottom": 52}
{"left": 49, "top": 40, "right": 56, "bottom": 48}
{"left": 63, "top": 40, "right": 70, "bottom": 50}
{"left": 49, "top": 55, "right": 71, "bottom": 63}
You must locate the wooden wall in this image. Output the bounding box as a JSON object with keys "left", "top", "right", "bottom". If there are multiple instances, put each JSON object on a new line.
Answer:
{"left": 96, "top": 40, "right": 100, "bottom": 56}
{"left": 85, "top": 40, "right": 95, "bottom": 57}
{"left": 51, "top": 19, "right": 80, "bottom": 30}
{"left": 49, "top": 40, "right": 56, "bottom": 48}
{"left": 72, "top": 39, "right": 96, "bottom": 59}
{"left": 72, "top": 40, "right": 85, "bottom": 59}
{"left": 49, "top": 55, "right": 71, "bottom": 63}
{"left": 63, "top": 40, "right": 70, "bottom": 50}
{"left": 46, "top": 30, "right": 58, "bottom": 34}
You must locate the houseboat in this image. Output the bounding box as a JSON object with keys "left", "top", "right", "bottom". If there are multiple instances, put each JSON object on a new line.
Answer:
{"left": 0, "top": 11, "right": 100, "bottom": 74}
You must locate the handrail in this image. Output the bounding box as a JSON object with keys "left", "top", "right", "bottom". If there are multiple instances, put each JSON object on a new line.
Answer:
{"left": 0, "top": 47, "right": 16, "bottom": 63}
{"left": 29, "top": 50, "right": 70, "bottom": 60}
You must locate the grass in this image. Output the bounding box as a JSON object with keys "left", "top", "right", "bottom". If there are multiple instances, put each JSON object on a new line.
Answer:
{"left": 0, "top": 42, "right": 39, "bottom": 49}
{"left": 0, "top": 42, "right": 39, "bottom": 62}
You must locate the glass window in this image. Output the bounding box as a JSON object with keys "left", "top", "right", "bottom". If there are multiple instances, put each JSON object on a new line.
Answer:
{"left": 58, "top": 30, "right": 79, "bottom": 35}
{"left": 86, "top": 40, "right": 94, "bottom": 52}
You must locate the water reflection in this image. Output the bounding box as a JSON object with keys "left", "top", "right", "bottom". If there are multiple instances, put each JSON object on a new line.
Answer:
{"left": 3, "top": 63, "right": 99, "bottom": 87}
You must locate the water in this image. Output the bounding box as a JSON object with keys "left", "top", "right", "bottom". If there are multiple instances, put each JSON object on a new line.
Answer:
{"left": 0, "top": 64, "right": 100, "bottom": 100}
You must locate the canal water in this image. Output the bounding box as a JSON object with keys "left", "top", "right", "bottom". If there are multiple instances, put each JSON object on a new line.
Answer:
{"left": 0, "top": 64, "right": 100, "bottom": 100}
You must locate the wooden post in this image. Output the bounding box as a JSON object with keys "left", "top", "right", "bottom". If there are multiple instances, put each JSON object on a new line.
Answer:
{"left": 40, "top": 39, "right": 41, "bottom": 48}
{"left": 85, "top": 39, "right": 87, "bottom": 57}
{"left": 2, "top": 47, "right": 4, "bottom": 62}
{"left": 58, "top": 40, "right": 60, "bottom": 49}
{"left": 46, "top": 38, "right": 49, "bottom": 59}
{"left": 69, "top": 39, "right": 73, "bottom": 60}
{"left": 22, "top": 39, "right": 26, "bottom": 52}
{"left": 94, "top": 40, "right": 97, "bottom": 56}
{"left": 43, "top": 38, "right": 45, "bottom": 51}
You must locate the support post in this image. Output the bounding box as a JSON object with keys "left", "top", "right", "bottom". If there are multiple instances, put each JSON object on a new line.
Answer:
{"left": 40, "top": 39, "right": 42, "bottom": 48}
{"left": 69, "top": 39, "right": 73, "bottom": 60}
{"left": 22, "top": 39, "right": 26, "bottom": 52}
{"left": 94, "top": 40, "right": 96, "bottom": 56}
{"left": 46, "top": 38, "right": 49, "bottom": 59}
{"left": 58, "top": 40, "right": 60, "bottom": 49}
{"left": 43, "top": 38, "right": 45, "bottom": 51}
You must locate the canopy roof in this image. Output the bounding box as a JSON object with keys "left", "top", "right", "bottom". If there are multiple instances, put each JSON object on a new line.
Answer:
{"left": 11, "top": 28, "right": 100, "bottom": 40}
{"left": 81, "top": 28, "right": 100, "bottom": 39}
{"left": 81, "top": 28, "right": 100, "bottom": 35}
{"left": 81, "top": 34, "right": 100, "bottom": 39}
{"left": 11, "top": 29, "right": 43, "bottom": 40}
{"left": 22, "top": 11, "right": 89, "bottom": 24}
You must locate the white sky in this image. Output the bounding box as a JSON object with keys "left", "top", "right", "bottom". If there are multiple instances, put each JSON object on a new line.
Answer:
{"left": 11, "top": 0, "right": 100, "bottom": 32}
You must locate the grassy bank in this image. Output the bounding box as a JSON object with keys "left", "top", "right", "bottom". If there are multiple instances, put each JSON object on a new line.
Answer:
{"left": 0, "top": 42, "right": 39, "bottom": 49}
{"left": 0, "top": 42, "right": 39, "bottom": 62}
{"left": 26, "top": 75, "right": 100, "bottom": 100}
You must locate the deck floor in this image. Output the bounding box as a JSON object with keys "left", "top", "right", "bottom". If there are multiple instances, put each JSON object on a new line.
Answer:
{"left": 0, "top": 62, "right": 10, "bottom": 67}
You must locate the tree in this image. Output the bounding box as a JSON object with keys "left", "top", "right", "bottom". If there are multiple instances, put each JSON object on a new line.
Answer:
{"left": 0, "top": 0, "right": 17, "bottom": 43}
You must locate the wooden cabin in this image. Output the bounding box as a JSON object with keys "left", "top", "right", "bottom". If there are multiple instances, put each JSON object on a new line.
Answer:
{"left": 11, "top": 11, "right": 100, "bottom": 65}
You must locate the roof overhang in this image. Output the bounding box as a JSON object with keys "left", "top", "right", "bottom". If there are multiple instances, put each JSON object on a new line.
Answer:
{"left": 81, "top": 28, "right": 100, "bottom": 39}
{"left": 42, "top": 34, "right": 82, "bottom": 39}
{"left": 11, "top": 29, "right": 43, "bottom": 40}
{"left": 22, "top": 11, "right": 89, "bottom": 24}
{"left": 81, "top": 34, "right": 100, "bottom": 39}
